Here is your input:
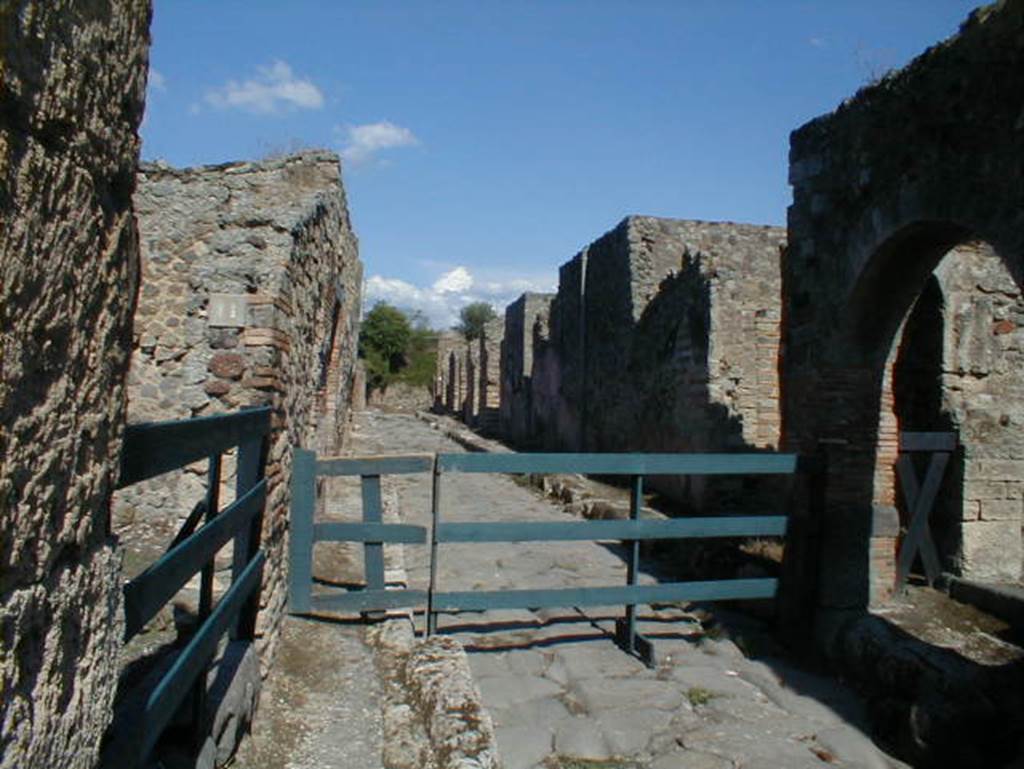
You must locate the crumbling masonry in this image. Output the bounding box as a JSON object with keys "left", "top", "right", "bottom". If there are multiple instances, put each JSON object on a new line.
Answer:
{"left": 115, "top": 151, "right": 363, "bottom": 670}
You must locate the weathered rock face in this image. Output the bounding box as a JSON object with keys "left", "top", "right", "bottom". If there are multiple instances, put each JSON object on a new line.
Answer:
{"left": 499, "top": 293, "right": 554, "bottom": 446}
{"left": 784, "top": 1, "right": 1024, "bottom": 610}
{"left": 115, "top": 151, "right": 362, "bottom": 671}
{"left": 0, "top": 2, "right": 151, "bottom": 768}
{"left": 528, "top": 216, "right": 785, "bottom": 509}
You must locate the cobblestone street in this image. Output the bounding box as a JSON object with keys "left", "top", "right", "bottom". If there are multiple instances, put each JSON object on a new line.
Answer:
{"left": 339, "top": 410, "right": 908, "bottom": 769}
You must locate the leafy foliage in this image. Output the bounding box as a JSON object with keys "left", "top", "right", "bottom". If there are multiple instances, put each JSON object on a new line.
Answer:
{"left": 454, "top": 301, "right": 497, "bottom": 340}
{"left": 359, "top": 301, "right": 437, "bottom": 391}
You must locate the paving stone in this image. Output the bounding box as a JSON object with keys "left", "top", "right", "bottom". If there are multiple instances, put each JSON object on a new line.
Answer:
{"left": 649, "top": 748, "right": 733, "bottom": 769}
{"left": 495, "top": 724, "right": 553, "bottom": 769}
{"left": 489, "top": 696, "right": 572, "bottom": 730}
{"left": 553, "top": 717, "right": 612, "bottom": 761}
{"left": 572, "top": 677, "right": 684, "bottom": 713}
{"left": 668, "top": 665, "right": 762, "bottom": 701}
{"left": 593, "top": 707, "right": 673, "bottom": 756}
{"left": 680, "top": 725, "right": 825, "bottom": 769}
{"left": 477, "top": 675, "right": 563, "bottom": 710}
{"left": 553, "top": 641, "right": 648, "bottom": 682}
{"left": 467, "top": 651, "right": 510, "bottom": 679}
{"left": 506, "top": 649, "right": 549, "bottom": 677}
{"left": 815, "top": 725, "right": 898, "bottom": 769}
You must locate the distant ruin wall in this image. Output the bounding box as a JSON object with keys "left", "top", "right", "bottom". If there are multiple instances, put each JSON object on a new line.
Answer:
{"left": 477, "top": 319, "right": 504, "bottom": 435}
{"left": 433, "top": 331, "right": 463, "bottom": 412}
{"left": 531, "top": 254, "right": 588, "bottom": 450}
{"left": 527, "top": 217, "right": 784, "bottom": 509}
{"left": 0, "top": 3, "right": 151, "bottom": 768}
{"left": 463, "top": 340, "right": 481, "bottom": 424}
{"left": 116, "top": 151, "right": 362, "bottom": 671}
{"left": 500, "top": 293, "right": 554, "bottom": 445}
{"left": 784, "top": 0, "right": 1024, "bottom": 610}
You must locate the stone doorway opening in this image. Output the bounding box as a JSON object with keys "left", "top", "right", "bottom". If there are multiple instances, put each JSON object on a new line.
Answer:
{"left": 876, "top": 240, "right": 1024, "bottom": 591}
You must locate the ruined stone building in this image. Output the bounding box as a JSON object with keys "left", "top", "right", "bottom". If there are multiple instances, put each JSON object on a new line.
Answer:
{"left": 439, "top": 216, "right": 785, "bottom": 512}
{"left": 499, "top": 293, "right": 554, "bottom": 445}
{"left": 476, "top": 318, "right": 504, "bottom": 435}
{"left": 114, "top": 151, "right": 363, "bottom": 668}
{"left": 783, "top": 0, "right": 1024, "bottom": 610}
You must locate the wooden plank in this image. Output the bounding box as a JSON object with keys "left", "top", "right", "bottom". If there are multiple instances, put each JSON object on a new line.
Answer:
{"left": 288, "top": 449, "right": 317, "bottom": 615}
{"left": 313, "top": 522, "right": 427, "bottom": 544}
{"left": 119, "top": 407, "right": 271, "bottom": 487}
{"left": 437, "top": 452, "right": 798, "bottom": 476}
{"left": 123, "top": 480, "right": 267, "bottom": 640}
{"left": 309, "top": 589, "right": 428, "bottom": 613}
{"left": 140, "top": 552, "right": 264, "bottom": 761}
{"left": 315, "top": 454, "right": 435, "bottom": 477}
{"left": 232, "top": 434, "right": 268, "bottom": 641}
{"left": 435, "top": 516, "right": 788, "bottom": 543}
{"left": 895, "top": 452, "right": 946, "bottom": 587}
{"left": 900, "top": 432, "right": 956, "bottom": 452}
{"left": 432, "top": 578, "right": 778, "bottom": 612}
{"left": 362, "top": 475, "right": 385, "bottom": 591}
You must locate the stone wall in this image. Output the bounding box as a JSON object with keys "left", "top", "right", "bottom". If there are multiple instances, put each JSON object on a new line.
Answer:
{"left": 783, "top": 0, "right": 1024, "bottom": 612}
{"left": 114, "top": 150, "right": 362, "bottom": 671}
{"left": 528, "top": 217, "right": 784, "bottom": 510}
{"left": 462, "top": 340, "right": 481, "bottom": 424}
{"left": 499, "top": 293, "right": 554, "bottom": 446}
{"left": 0, "top": 2, "right": 151, "bottom": 768}
{"left": 433, "top": 331, "right": 463, "bottom": 412}
{"left": 477, "top": 319, "right": 504, "bottom": 435}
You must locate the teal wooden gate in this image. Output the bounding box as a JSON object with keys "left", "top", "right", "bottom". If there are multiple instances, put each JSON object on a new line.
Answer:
{"left": 288, "top": 449, "right": 797, "bottom": 666}
{"left": 105, "top": 407, "right": 271, "bottom": 767}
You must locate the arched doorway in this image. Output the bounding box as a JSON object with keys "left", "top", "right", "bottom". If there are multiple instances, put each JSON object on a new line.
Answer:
{"left": 877, "top": 242, "right": 1024, "bottom": 587}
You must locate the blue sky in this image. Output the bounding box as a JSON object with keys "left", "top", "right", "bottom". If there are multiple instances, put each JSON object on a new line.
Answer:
{"left": 142, "top": 1, "right": 980, "bottom": 328}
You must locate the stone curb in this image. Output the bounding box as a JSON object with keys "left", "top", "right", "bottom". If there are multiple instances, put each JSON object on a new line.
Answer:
{"left": 365, "top": 475, "right": 501, "bottom": 769}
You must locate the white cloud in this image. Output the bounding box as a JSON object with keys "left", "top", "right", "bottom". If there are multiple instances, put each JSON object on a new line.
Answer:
{"left": 364, "top": 266, "right": 555, "bottom": 329}
{"left": 432, "top": 266, "right": 473, "bottom": 294}
{"left": 339, "top": 121, "right": 419, "bottom": 166}
{"left": 808, "top": 36, "right": 826, "bottom": 48}
{"left": 149, "top": 68, "right": 167, "bottom": 92}
{"left": 205, "top": 60, "right": 324, "bottom": 115}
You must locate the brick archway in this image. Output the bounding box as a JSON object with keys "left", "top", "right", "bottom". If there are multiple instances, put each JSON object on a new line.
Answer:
{"left": 782, "top": 1, "right": 1024, "bottom": 618}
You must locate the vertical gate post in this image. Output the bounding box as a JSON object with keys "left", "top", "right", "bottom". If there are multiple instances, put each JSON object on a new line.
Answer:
{"left": 288, "top": 448, "right": 317, "bottom": 615}
{"left": 615, "top": 474, "right": 655, "bottom": 667}
{"left": 427, "top": 456, "right": 442, "bottom": 635}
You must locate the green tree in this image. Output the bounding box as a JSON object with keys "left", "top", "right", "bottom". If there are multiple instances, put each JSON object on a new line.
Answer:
{"left": 454, "top": 301, "right": 497, "bottom": 341}
{"left": 359, "top": 302, "right": 412, "bottom": 389}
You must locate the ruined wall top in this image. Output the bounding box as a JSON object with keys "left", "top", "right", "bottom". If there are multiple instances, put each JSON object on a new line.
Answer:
{"left": 139, "top": 150, "right": 354, "bottom": 237}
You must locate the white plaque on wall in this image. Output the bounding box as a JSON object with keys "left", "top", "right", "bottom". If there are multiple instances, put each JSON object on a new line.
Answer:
{"left": 208, "top": 294, "right": 248, "bottom": 328}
